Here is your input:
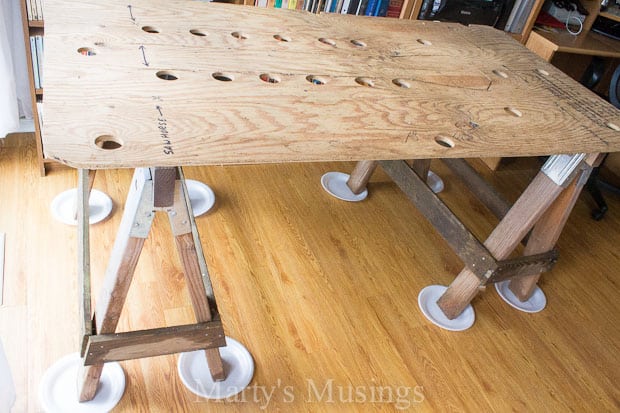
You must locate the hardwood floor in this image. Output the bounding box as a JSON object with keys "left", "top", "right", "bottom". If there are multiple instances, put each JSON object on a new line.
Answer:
{"left": 1, "top": 134, "right": 619, "bottom": 412}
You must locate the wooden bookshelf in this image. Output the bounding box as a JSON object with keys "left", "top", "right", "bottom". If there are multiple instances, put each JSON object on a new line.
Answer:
{"left": 525, "top": 0, "right": 620, "bottom": 59}
{"left": 19, "top": 0, "right": 54, "bottom": 176}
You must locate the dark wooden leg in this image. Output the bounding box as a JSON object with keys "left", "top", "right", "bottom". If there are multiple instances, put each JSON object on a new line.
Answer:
{"left": 79, "top": 169, "right": 154, "bottom": 401}
{"left": 169, "top": 170, "right": 225, "bottom": 381}
{"left": 346, "top": 160, "right": 378, "bottom": 194}
{"left": 411, "top": 159, "right": 431, "bottom": 181}
{"left": 442, "top": 158, "right": 510, "bottom": 219}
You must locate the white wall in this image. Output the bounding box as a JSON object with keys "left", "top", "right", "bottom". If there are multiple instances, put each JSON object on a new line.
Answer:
{"left": 1, "top": 0, "right": 33, "bottom": 137}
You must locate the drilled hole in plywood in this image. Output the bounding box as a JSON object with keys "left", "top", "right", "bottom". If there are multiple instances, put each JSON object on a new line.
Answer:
{"left": 95, "top": 135, "right": 123, "bottom": 150}
{"left": 536, "top": 68, "right": 550, "bottom": 76}
{"left": 190, "top": 29, "right": 208, "bottom": 36}
{"left": 212, "top": 72, "right": 234, "bottom": 81}
{"left": 493, "top": 69, "right": 508, "bottom": 79}
{"left": 274, "top": 34, "right": 291, "bottom": 42}
{"left": 350, "top": 39, "right": 366, "bottom": 47}
{"left": 318, "top": 38, "right": 336, "bottom": 46}
{"left": 392, "top": 79, "right": 411, "bottom": 88}
{"left": 434, "top": 135, "right": 455, "bottom": 148}
{"left": 417, "top": 39, "right": 432, "bottom": 46}
{"left": 77, "top": 47, "right": 96, "bottom": 56}
{"left": 231, "top": 31, "right": 249, "bottom": 40}
{"left": 606, "top": 122, "right": 620, "bottom": 131}
{"left": 156, "top": 71, "right": 178, "bottom": 81}
{"left": 504, "top": 107, "right": 522, "bottom": 117}
{"left": 142, "top": 26, "right": 160, "bottom": 33}
{"left": 306, "top": 75, "right": 327, "bottom": 85}
{"left": 355, "top": 77, "right": 375, "bottom": 87}
{"left": 260, "top": 73, "right": 281, "bottom": 83}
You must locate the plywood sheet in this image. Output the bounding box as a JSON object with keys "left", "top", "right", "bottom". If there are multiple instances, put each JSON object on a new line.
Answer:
{"left": 43, "top": 1, "right": 620, "bottom": 168}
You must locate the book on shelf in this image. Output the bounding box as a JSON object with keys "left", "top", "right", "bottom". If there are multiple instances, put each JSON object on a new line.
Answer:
{"left": 505, "top": 0, "right": 536, "bottom": 33}
{"left": 364, "top": 0, "right": 377, "bottom": 15}
{"left": 29, "top": 35, "right": 43, "bottom": 89}
{"left": 35, "top": 36, "right": 43, "bottom": 87}
{"left": 36, "top": 102, "right": 43, "bottom": 135}
{"left": 36, "top": 0, "right": 43, "bottom": 20}
{"left": 340, "top": 0, "right": 352, "bottom": 13}
{"left": 346, "top": 0, "right": 360, "bottom": 14}
{"left": 27, "top": 0, "right": 44, "bottom": 21}
{"left": 385, "top": 0, "right": 404, "bottom": 17}
{"left": 26, "top": 0, "right": 33, "bottom": 20}
{"left": 265, "top": 0, "right": 392, "bottom": 15}
{"left": 496, "top": 0, "right": 516, "bottom": 30}
{"left": 377, "top": 0, "right": 390, "bottom": 16}
{"left": 30, "top": 37, "right": 40, "bottom": 89}
{"left": 356, "top": 0, "right": 369, "bottom": 15}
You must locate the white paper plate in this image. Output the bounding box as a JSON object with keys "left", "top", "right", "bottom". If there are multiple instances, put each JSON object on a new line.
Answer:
{"left": 178, "top": 337, "right": 254, "bottom": 399}
{"left": 39, "top": 353, "right": 125, "bottom": 413}
{"left": 50, "top": 189, "right": 113, "bottom": 225}
{"left": 321, "top": 172, "right": 368, "bottom": 202}
{"left": 427, "top": 170, "right": 444, "bottom": 194}
{"left": 495, "top": 280, "right": 547, "bottom": 313}
{"left": 185, "top": 180, "right": 215, "bottom": 217}
{"left": 418, "top": 285, "right": 475, "bottom": 331}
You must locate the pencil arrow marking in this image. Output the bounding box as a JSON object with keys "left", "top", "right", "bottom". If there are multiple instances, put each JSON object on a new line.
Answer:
{"left": 139, "top": 45, "right": 149, "bottom": 66}
{"left": 128, "top": 5, "right": 136, "bottom": 22}
{"left": 156, "top": 106, "right": 163, "bottom": 116}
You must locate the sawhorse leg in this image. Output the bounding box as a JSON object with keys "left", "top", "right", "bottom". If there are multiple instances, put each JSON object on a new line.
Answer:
{"left": 346, "top": 160, "right": 379, "bottom": 194}
{"left": 346, "top": 159, "right": 433, "bottom": 194}
{"left": 167, "top": 168, "right": 225, "bottom": 381}
{"left": 78, "top": 167, "right": 225, "bottom": 402}
{"left": 437, "top": 154, "right": 599, "bottom": 319}
{"left": 507, "top": 155, "right": 604, "bottom": 301}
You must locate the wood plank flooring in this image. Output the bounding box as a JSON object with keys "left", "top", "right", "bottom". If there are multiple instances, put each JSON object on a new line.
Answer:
{"left": 1, "top": 134, "right": 619, "bottom": 412}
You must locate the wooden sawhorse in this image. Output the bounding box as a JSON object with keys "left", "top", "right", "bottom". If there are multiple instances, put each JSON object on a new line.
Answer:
{"left": 342, "top": 153, "right": 601, "bottom": 328}
{"left": 76, "top": 167, "right": 226, "bottom": 401}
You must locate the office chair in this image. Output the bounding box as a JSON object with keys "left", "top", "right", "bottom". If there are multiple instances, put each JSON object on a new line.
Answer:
{"left": 580, "top": 58, "right": 620, "bottom": 220}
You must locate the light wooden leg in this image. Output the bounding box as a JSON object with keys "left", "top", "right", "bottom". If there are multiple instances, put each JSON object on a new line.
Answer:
{"left": 509, "top": 163, "right": 593, "bottom": 300}
{"left": 437, "top": 171, "right": 565, "bottom": 319}
{"left": 346, "top": 160, "right": 378, "bottom": 194}
{"left": 79, "top": 169, "right": 154, "bottom": 401}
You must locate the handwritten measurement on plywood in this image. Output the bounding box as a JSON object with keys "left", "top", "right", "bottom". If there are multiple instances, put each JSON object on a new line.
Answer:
{"left": 536, "top": 71, "right": 617, "bottom": 127}
{"left": 155, "top": 103, "right": 175, "bottom": 155}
